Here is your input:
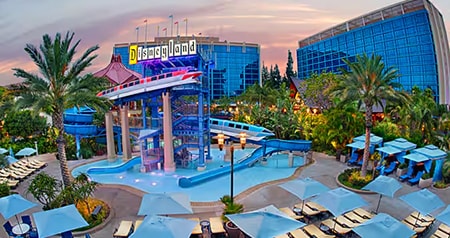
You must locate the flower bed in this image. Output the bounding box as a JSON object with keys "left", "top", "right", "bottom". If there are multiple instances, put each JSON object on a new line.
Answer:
{"left": 75, "top": 198, "right": 110, "bottom": 231}
{"left": 338, "top": 168, "right": 378, "bottom": 190}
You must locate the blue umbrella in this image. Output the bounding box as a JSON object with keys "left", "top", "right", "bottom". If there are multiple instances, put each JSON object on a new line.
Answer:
{"left": 279, "top": 177, "right": 329, "bottom": 211}
{"left": 362, "top": 175, "right": 402, "bottom": 213}
{"left": 33, "top": 204, "right": 88, "bottom": 238}
{"left": 226, "top": 205, "right": 306, "bottom": 238}
{"left": 353, "top": 213, "right": 415, "bottom": 238}
{"left": 436, "top": 205, "right": 450, "bottom": 227}
{"left": 312, "top": 187, "right": 369, "bottom": 217}
{"left": 0, "top": 148, "right": 8, "bottom": 154}
{"left": 0, "top": 194, "right": 37, "bottom": 219}
{"left": 15, "top": 147, "right": 37, "bottom": 157}
{"left": 130, "top": 215, "right": 197, "bottom": 238}
{"left": 138, "top": 193, "right": 193, "bottom": 216}
{"left": 399, "top": 189, "right": 444, "bottom": 215}
{"left": 5, "top": 155, "right": 18, "bottom": 165}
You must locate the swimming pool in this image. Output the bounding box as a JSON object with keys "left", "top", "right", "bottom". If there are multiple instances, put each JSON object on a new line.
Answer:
{"left": 72, "top": 148, "right": 304, "bottom": 202}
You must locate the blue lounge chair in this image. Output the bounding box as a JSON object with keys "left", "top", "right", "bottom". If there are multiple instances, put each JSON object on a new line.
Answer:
{"left": 3, "top": 221, "right": 14, "bottom": 236}
{"left": 22, "top": 215, "right": 33, "bottom": 228}
{"left": 85, "top": 234, "right": 91, "bottom": 238}
{"left": 408, "top": 171, "right": 424, "bottom": 185}
{"left": 61, "top": 231, "right": 73, "bottom": 238}
{"left": 347, "top": 153, "right": 359, "bottom": 165}
{"left": 399, "top": 167, "right": 414, "bottom": 182}
{"left": 383, "top": 162, "right": 398, "bottom": 175}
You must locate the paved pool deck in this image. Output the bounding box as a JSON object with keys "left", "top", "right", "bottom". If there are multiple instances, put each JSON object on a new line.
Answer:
{"left": 12, "top": 152, "right": 450, "bottom": 238}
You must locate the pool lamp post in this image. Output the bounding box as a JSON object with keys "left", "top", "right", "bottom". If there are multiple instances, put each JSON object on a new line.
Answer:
{"left": 217, "top": 132, "right": 247, "bottom": 204}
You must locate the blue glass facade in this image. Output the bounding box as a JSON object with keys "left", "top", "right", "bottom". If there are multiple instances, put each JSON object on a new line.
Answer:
{"left": 113, "top": 39, "right": 260, "bottom": 100}
{"left": 297, "top": 8, "right": 445, "bottom": 102}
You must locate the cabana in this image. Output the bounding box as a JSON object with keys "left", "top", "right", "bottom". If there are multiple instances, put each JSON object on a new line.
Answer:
{"left": 346, "top": 141, "right": 365, "bottom": 165}
{"left": 402, "top": 153, "right": 429, "bottom": 184}
{"left": 384, "top": 138, "right": 417, "bottom": 163}
{"left": 353, "top": 133, "right": 383, "bottom": 154}
{"left": 375, "top": 146, "right": 402, "bottom": 174}
{"left": 413, "top": 145, "right": 447, "bottom": 181}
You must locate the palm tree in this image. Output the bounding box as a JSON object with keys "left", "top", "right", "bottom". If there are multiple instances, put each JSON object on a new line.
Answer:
{"left": 331, "top": 53, "right": 410, "bottom": 176}
{"left": 12, "top": 32, "right": 110, "bottom": 186}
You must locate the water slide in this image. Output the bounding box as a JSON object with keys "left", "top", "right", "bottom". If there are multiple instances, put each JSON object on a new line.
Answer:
{"left": 86, "top": 157, "right": 141, "bottom": 174}
{"left": 178, "top": 139, "right": 312, "bottom": 188}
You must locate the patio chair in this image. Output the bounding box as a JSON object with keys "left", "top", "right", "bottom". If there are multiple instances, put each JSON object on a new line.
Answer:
{"left": 410, "top": 211, "right": 435, "bottom": 223}
{"left": 408, "top": 171, "right": 424, "bottom": 185}
{"left": 18, "top": 160, "right": 42, "bottom": 170}
{"left": 382, "top": 162, "right": 398, "bottom": 175}
{"left": 0, "top": 177, "right": 19, "bottom": 188}
{"left": 29, "top": 230, "right": 39, "bottom": 238}
{"left": 401, "top": 219, "right": 427, "bottom": 234}
{"left": 289, "top": 229, "right": 310, "bottom": 238}
{"left": 22, "top": 215, "right": 33, "bottom": 228}
{"left": 344, "top": 211, "right": 369, "bottom": 223}
{"left": 3, "top": 221, "right": 14, "bottom": 236}
{"left": 352, "top": 208, "right": 374, "bottom": 219}
{"left": 85, "top": 234, "right": 92, "bottom": 238}
{"left": 11, "top": 162, "right": 36, "bottom": 173}
{"left": 334, "top": 215, "right": 359, "bottom": 228}
{"left": 399, "top": 167, "right": 414, "bottom": 182}
{"left": 61, "top": 231, "right": 73, "bottom": 238}
{"left": 403, "top": 215, "right": 433, "bottom": 228}
{"left": 29, "top": 159, "right": 47, "bottom": 168}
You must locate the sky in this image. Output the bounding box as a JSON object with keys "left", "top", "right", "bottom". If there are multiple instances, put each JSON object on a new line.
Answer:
{"left": 0, "top": 0, "right": 449, "bottom": 85}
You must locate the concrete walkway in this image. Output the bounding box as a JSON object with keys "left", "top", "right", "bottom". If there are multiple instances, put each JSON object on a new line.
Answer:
{"left": 11, "top": 152, "right": 450, "bottom": 237}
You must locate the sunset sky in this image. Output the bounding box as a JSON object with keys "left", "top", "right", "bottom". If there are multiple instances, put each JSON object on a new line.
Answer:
{"left": 0, "top": 0, "right": 449, "bottom": 85}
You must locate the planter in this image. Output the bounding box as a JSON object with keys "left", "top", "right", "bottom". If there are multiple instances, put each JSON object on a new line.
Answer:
{"left": 396, "top": 168, "right": 407, "bottom": 177}
{"left": 225, "top": 221, "right": 243, "bottom": 238}
{"left": 418, "top": 178, "right": 433, "bottom": 188}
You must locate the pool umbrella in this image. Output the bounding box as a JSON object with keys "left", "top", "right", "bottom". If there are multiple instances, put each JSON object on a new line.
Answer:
{"left": 130, "top": 215, "right": 197, "bottom": 238}
{"left": 32, "top": 204, "right": 88, "bottom": 238}
{"left": 311, "top": 187, "right": 369, "bottom": 217}
{"left": 0, "top": 194, "right": 38, "bottom": 234}
{"left": 5, "top": 155, "right": 18, "bottom": 165}
{"left": 15, "top": 147, "right": 37, "bottom": 157}
{"left": 225, "top": 205, "right": 306, "bottom": 238}
{"left": 436, "top": 205, "right": 450, "bottom": 227}
{"left": 362, "top": 175, "right": 402, "bottom": 213}
{"left": 0, "top": 194, "right": 37, "bottom": 219}
{"left": 278, "top": 177, "right": 329, "bottom": 210}
{"left": 137, "top": 192, "right": 193, "bottom": 216}
{"left": 0, "top": 148, "right": 8, "bottom": 154}
{"left": 399, "top": 189, "right": 444, "bottom": 216}
{"left": 353, "top": 213, "right": 415, "bottom": 238}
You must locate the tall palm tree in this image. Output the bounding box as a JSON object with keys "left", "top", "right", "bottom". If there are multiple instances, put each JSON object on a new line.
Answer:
{"left": 331, "top": 53, "right": 410, "bottom": 176}
{"left": 12, "top": 32, "right": 110, "bottom": 186}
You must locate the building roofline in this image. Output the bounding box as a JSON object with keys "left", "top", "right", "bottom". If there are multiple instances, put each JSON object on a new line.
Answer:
{"left": 113, "top": 36, "right": 258, "bottom": 48}
{"left": 298, "top": 0, "right": 436, "bottom": 48}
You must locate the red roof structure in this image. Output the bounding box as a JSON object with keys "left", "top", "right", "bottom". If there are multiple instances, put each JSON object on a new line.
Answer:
{"left": 94, "top": 54, "right": 142, "bottom": 85}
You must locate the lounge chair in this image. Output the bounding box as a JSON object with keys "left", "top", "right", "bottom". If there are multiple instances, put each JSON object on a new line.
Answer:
{"left": 289, "top": 229, "right": 310, "bottom": 238}
{"left": 352, "top": 208, "right": 374, "bottom": 219}
{"left": 344, "top": 211, "right": 369, "bottom": 223}
{"left": 209, "top": 217, "right": 226, "bottom": 234}
{"left": 113, "top": 220, "right": 134, "bottom": 238}
{"left": 403, "top": 215, "right": 433, "bottom": 228}
{"left": 432, "top": 228, "right": 450, "bottom": 238}
{"left": 134, "top": 219, "right": 143, "bottom": 229}
{"left": 29, "top": 159, "right": 47, "bottom": 168}
{"left": 410, "top": 211, "right": 435, "bottom": 223}
{"left": 401, "top": 220, "right": 427, "bottom": 234}
{"left": 382, "top": 162, "right": 398, "bottom": 175}
{"left": 306, "top": 202, "right": 328, "bottom": 212}
{"left": 334, "top": 215, "right": 359, "bottom": 228}
{"left": 188, "top": 218, "right": 202, "bottom": 235}
{"left": 11, "top": 163, "right": 36, "bottom": 174}
{"left": 303, "top": 224, "right": 335, "bottom": 238}
{"left": 279, "top": 207, "right": 304, "bottom": 220}
{"left": 438, "top": 223, "right": 450, "bottom": 234}
{"left": 3, "top": 221, "right": 14, "bottom": 236}
{"left": 61, "top": 231, "right": 73, "bottom": 238}
{"left": 4, "top": 168, "right": 27, "bottom": 179}
{"left": 0, "top": 177, "right": 19, "bottom": 188}
{"left": 22, "top": 215, "right": 33, "bottom": 228}
{"left": 321, "top": 218, "right": 352, "bottom": 235}
{"left": 0, "top": 169, "right": 23, "bottom": 180}
{"left": 17, "top": 160, "right": 42, "bottom": 170}
{"left": 408, "top": 171, "right": 424, "bottom": 185}
{"left": 399, "top": 167, "right": 414, "bottom": 182}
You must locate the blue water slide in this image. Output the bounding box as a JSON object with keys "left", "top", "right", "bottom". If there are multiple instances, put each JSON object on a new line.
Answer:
{"left": 87, "top": 157, "right": 141, "bottom": 174}
{"left": 178, "top": 139, "right": 312, "bottom": 188}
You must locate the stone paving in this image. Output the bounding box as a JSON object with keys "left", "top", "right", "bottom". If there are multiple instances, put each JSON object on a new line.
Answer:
{"left": 9, "top": 152, "right": 450, "bottom": 237}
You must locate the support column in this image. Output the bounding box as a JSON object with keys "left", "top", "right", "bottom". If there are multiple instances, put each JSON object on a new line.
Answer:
{"left": 288, "top": 151, "right": 294, "bottom": 167}
{"left": 197, "top": 92, "right": 206, "bottom": 171}
{"left": 105, "top": 111, "right": 117, "bottom": 162}
{"left": 162, "top": 92, "right": 175, "bottom": 173}
{"left": 120, "top": 105, "right": 132, "bottom": 161}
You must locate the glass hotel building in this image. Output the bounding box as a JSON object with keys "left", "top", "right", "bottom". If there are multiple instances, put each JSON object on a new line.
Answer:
{"left": 113, "top": 36, "right": 260, "bottom": 100}
{"left": 297, "top": 0, "right": 450, "bottom": 104}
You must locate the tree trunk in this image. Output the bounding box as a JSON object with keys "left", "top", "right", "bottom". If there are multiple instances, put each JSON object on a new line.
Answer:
{"left": 361, "top": 104, "right": 373, "bottom": 177}
{"left": 54, "top": 111, "right": 72, "bottom": 187}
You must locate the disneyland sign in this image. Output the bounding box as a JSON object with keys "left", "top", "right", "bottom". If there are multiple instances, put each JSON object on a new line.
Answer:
{"left": 128, "top": 39, "right": 196, "bottom": 65}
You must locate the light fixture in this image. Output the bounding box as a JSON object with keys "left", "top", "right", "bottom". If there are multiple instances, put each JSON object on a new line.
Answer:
{"left": 239, "top": 132, "right": 247, "bottom": 149}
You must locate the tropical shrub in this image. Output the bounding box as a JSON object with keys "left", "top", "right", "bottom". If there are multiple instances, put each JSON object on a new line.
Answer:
{"left": 75, "top": 197, "right": 110, "bottom": 231}
{"left": 0, "top": 182, "right": 10, "bottom": 198}
{"left": 372, "top": 119, "right": 401, "bottom": 142}
{"left": 421, "top": 173, "right": 432, "bottom": 180}
{"left": 398, "top": 163, "right": 408, "bottom": 169}
{"left": 27, "top": 173, "right": 62, "bottom": 210}
{"left": 433, "top": 181, "right": 448, "bottom": 189}
{"left": 220, "top": 195, "right": 244, "bottom": 222}
{"left": 338, "top": 168, "right": 374, "bottom": 189}
{"left": 442, "top": 159, "right": 450, "bottom": 183}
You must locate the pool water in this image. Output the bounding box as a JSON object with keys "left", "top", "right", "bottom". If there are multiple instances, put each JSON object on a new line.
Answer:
{"left": 72, "top": 148, "right": 304, "bottom": 202}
